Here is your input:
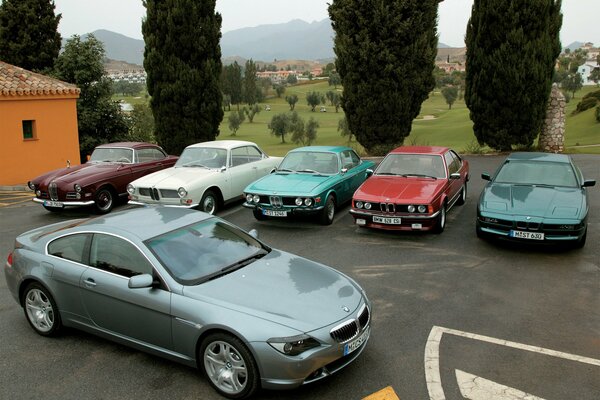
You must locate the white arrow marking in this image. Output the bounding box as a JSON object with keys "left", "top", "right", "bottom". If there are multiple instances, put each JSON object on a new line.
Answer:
{"left": 456, "top": 369, "right": 546, "bottom": 400}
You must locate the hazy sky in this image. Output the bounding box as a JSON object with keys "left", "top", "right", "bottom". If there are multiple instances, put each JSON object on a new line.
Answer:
{"left": 53, "top": 0, "right": 598, "bottom": 48}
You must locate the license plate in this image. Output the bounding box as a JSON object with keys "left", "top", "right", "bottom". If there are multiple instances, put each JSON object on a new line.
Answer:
{"left": 43, "top": 200, "right": 64, "bottom": 208}
{"left": 373, "top": 216, "right": 401, "bottom": 224}
{"left": 510, "top": 230, "right": 544, "bottom": 240}
{"left": 263, "top": 209, "right": 287, "bottom": 217}
{"left": 344, "top": 327, "right": 370, "bottom": 356}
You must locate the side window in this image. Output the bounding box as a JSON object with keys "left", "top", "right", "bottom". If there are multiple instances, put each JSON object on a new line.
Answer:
{"left": 341, "top": 151, "right": 356, "bottom": 169}
{"left": 90, "top": 234, "right": 153, "bottom": 278}
{"left": 450, "top": 151, "right": 462, "bottom": 172}
{"left": 349, "top": 150, "right": 361, "bottom": 166}
{"left": 443, "top": 152, "right": 455, "bottom": 175}
{"left": 48, "top": 234, "right": 90, "bottom": 264}
{"left": 246, "top": 146, "right": 263, "bottom": 163}
{"left": 231, "top": 147, "right": 250, "bottom": 167}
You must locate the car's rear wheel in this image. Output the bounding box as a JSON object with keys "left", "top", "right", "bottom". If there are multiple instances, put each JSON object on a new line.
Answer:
{"left": 199, "top": 190, "right": 218, "bottom": 215}
{"left": 319, "top": 194, "right": 335, "bottom": 225}
{"left": 457, "top": 182, "right": 467, "bottom": 206}
{"left": 94, "top": 187, "right": 115, "bottom": 214}
{"left": 434, "top": 202, "right": 446, "bottom": 233}
{"left": 23, "top": 282, "right": 61, "bottom": 337}
{"left": 252, "top": 209, "right": 266, "bottom": 221}
{"left": 200, "top": 332, "right": 259, "bottom": 399}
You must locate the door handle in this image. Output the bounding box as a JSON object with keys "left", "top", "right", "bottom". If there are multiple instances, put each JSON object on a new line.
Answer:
{"left": 84, "top": 278, "right": 97, "bottom": 287}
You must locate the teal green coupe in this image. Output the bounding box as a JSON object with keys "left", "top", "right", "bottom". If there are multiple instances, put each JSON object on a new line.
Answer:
{"left": 244, "top": 146, "right": 375, "bottom": 225}
{"left": 476, "top": 152, "right": 595, "bottom": 248}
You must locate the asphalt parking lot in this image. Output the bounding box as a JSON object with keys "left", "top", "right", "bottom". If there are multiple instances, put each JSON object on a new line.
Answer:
{"left": 0, "top": 154, "right": 598, "bottom": 400}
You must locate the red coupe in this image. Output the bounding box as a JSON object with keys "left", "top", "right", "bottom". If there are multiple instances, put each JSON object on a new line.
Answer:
{"left": 350, "top": 146, "right": 469, "bottom": 233}
{"left": 28, "top": 142, "right": 178, "bottom": 214}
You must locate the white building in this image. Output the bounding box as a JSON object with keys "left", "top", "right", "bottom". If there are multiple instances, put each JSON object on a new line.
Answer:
{"left": 577, "top": 62, "right": 599, "bottom": 86}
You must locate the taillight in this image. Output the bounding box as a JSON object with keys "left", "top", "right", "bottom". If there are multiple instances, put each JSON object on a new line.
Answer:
{"left": 6, "top": 252, "right": 13, "bottom": 267}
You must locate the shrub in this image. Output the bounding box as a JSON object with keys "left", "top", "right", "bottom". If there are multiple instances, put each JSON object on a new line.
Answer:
{"left": 572, "top": 89, "right": 600, "bottom": 114}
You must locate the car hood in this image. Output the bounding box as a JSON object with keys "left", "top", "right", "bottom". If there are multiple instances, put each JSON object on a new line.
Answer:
{"left": 34, "top": 163, "right": 123, "bottom": 186}
{"left": 354, "top": 176, "right": 446, "bottom": 203}
{"left": 480, "top": 184, "right": 584, "bottom": 218}
{"left": 183, "top": 250, "right": 364, "bottom": 332}
{"left": 131, "top": 167, "right": 217, "bottom": 188}
{"left": 245, "top": 172, "right": 337, "bottom": 195}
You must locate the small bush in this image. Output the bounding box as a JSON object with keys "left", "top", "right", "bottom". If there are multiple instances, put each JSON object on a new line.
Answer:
{"left": 463, "top": 138, "right": 485, "bottom": 154}
{"left": 572, "top": 89, "right": 600, "bottom": 115}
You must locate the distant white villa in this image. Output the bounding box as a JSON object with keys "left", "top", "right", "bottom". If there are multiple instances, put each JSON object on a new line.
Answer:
{"left": 577, "top": 62, "right": 599, "bottom": 86}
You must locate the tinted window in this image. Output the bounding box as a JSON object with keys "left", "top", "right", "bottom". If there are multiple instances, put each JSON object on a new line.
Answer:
{"left": 494, "top": 161, "right": 578, "bottom": 187}
{"left": 90, "top": 234, "right": 153, "bottom": 277}
{"left": 48, "top": 234, "right": 90, "bottom": 264}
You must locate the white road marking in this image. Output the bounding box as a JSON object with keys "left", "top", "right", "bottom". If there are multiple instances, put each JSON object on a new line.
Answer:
{"left": 456, "top": 369, "right": 546, "bottom": 400}
{"left": 425, "top": 326, "right": 600, "bottom": 400}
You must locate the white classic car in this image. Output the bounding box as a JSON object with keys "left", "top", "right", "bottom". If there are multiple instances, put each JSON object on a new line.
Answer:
{"left": 127, "top": 140, "right": 281, "bottom": 214}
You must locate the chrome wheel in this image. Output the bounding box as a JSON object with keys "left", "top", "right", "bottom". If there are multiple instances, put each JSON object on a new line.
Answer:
{"left": 25, "top": 288, "right": 54, "bottom": 333}
{"left": 319, "top": 194, "right": 335, "bottom": 225}
{"left": 203, "top": 340, "right": 248, "bottom": 395}
{"left": 434, "top": 204, "right": 446, "bottom": 233}
{"left": 457, "top": 182, "right": 467, "bottom": 206}
{"left": 200, "top": 191, "right": 217, "bottom": 215}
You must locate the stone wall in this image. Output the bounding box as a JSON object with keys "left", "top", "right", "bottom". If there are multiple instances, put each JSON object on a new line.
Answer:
{"left": 539, "top": 83, "right": 565, "bottom": 153}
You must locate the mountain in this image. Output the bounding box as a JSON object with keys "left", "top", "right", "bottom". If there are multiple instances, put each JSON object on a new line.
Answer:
{"left": 62, "top": 29, "right": 145, "bottom": 65}
{"left": 565, "top": 41, "right": 584, "bottom": 51}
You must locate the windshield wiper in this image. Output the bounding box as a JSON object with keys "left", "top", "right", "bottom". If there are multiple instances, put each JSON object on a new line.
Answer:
{"left": 276, "top": 168, "right": 296, "bottom": 173}
{"left": 195, "top": 250, "right": 269, "bottom": 284}
{"left": 298, "top": 169, "right": 321, "bottom": 174}
{"left": 376, "top": 172, "right": 398, "bottom": 176}
{"left": 401, "top": 174, "right": 437, "bottom": 180}
{"left": 184, "top": 163, "right": 208, "bottom": 168}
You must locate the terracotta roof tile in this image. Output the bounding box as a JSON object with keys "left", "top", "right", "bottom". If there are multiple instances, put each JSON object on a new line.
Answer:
{"left": 0, "top": 60, "right": 80, "bottom": 97}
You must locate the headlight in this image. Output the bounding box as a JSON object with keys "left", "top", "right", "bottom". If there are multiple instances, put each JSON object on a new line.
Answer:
{"left": 407, "top": 205, "right": 416, "bottom": 213}
{"left": 355, "top": 201, "right": 363, "bottom": 209}
{"left": 295, "top": 197, "right": 303, "bottom": 206}
{"left": 177, "top": 187, "right": 187, "bottom": 198}
{"left": 304, "top": 198, "right": 313, "bottom": 206}
{"left": 267, "top": 334, "right": 320, "bottom": 356}
{"left": 126, "top": 184, "right": 135, "bottom": 195}
{"left": 246, "top": 194, "right": 253, "bottom": 202}
{"left": 27, "top": 181, "right": 35, "bottom": 191}
{"left": 36, "top": 190, "right": 41, "bottom": 197}
{"left": 418, "top": 205, "right": 427, "bottom": 213}
{"left": 253, "top": 194, "right": 260, "bottom": 203}
{"left": 364, "top": 202, "right": 372, "bottom": 210}
{"left": 74, "top": 184, "right": 82, "bottom": 193}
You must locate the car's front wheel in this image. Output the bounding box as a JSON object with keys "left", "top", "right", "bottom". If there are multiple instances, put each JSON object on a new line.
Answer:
{"left": 200, "top": 332, "right": 260, "bottom": 399}
{"left": 457, "top": 182, "right": 467, "bottom": 206}
{"left": 23, "top": 282, "right": 61, "bottom": 337}
{"left": 94, "top": 187, "right": 115, "bottom": 214}
{"left": 319, "top": 194, "right": 336, "bottom": 225}
{"left": 434, "top": 202, "right": 446, "bottom": 233}
{"left": 199, "top": 190, "right": 218, "bottom": 215}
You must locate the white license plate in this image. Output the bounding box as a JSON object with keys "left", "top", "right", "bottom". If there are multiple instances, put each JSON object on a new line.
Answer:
{"left": 373, "top": 216, "right": 401, "bottom": 224}
{"left": 510, "top": 230, "right": 544, "bottom": 240}
{"left": 43, "top": 200, "right": 64, "bottom": 208}
{"left": 263, "top": 209, "right": 287, "bottom": 217}
{"left": 344, "top": 327, "right": 370, "bottom": 356}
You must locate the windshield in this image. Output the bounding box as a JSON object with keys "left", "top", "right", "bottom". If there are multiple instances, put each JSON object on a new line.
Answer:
{"left": 494, "top": 160, "right": 578, "bottom": 187}
{"left": 175, "top": 147, "right": 227, "bottom": 168}
{"left": 145, "top": 219, "right": 267, "bottom": 285}
{"left": 278, "top": 151, "right": 339, "bottom": 174}
{"left": 90, "top": 148, "right": 133, "bottom": 163}
{"left": 376, "top": 154, "right": 445, "bottom": 178}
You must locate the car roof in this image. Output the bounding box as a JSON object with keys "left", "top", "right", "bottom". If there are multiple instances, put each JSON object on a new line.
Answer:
{"left": 186, "top": 140, "right": 257, "bottom": 150}
{"left": 505, "top": 152, "right": 571, "bottom": 163}
{"left": 288, "top": 146, "right": 350, "bottom": 154}
{"left": 390, "top": 146, "right": 449, "bottom": 155}
{"left": 78, "top": 207, "right": 212, "bottom": 241}
{"left": 96, "top": 142, "right": 158, "bottom": 150}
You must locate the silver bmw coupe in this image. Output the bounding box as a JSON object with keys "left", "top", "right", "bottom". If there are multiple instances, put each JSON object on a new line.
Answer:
{"left": 4, "top": 207, "right": 371, "bottom": 399}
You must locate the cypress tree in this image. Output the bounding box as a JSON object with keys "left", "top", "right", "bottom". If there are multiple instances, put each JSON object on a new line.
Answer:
{"left": 143, "top": 0, "right": 223, "bottom": 155}
{"left": 0, "top": 0, "right": 61, "bottom": 72}
{"left": 243, "top": 59, "right": 258, "bottom": 105}
{"left": 329, "top": 0, "right": 439, "bottom": 155}
{"left": 464, "top": 0, "right": 562, "bottom": 151}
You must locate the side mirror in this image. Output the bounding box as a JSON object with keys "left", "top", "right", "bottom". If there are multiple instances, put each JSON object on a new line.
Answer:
{"left": 220, "top": 166, "right": 227, "bottom": 173}
{"left": 450, "top": 173, "right": 461, "bottom": 180}
{"left": 481, "top": 173, "right": 491, "bottom": 181}
{"left": 128, "top": 273, "right": 154, "bottom": 289}
{"left": 582, "top": 180, "right": 596, "bottom": 187}
{"left": 366, "top": 169, "right": 374, "bottom": 178}
{"left": 248, "top": 229, "right": 259, "bottom": 239}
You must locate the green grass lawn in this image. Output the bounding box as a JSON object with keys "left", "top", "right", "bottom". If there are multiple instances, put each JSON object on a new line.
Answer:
{"left": 117, "top": 81, "right": 600, "bottom": 156}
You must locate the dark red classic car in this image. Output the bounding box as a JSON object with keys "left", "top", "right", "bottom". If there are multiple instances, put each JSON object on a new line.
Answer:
{"left": 350, "top": 146, "right": 469, "bottom": 233}
{"left": 28, "top": 142, "right": 178, "bottom": 214}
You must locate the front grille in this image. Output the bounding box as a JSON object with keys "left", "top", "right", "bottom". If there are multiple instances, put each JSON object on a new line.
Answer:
{"left": 65, "top": 192, "right": 78, "bottom": 199}
{"left": 516, "top": 221, "right": 540, "bottom": 231}
{"left": 269, "top": 196, "right": 283, "bottom": 208}
{"left": 139, "top": 187, "right": 161, "bottom": 200}
{"left": 380, "top": 203, "right": 395, "bottom": 213}
{"left": 160, "top": 189, "right": 179, "bottom": 198}
{"left": 49, "top": 182, "right": 58, "bottom": 201}
{"left": 139, "top": 188, "right": 152, "bottom": 197}
{"left": 330, "top": 319, "right": 359, "bottom": 343}
{"left": 357, "top": 305, "right": 370, "bottom": 330}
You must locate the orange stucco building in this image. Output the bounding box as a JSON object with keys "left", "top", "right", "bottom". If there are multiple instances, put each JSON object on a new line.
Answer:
{"left": 0, "top": 61, "right": 80, "bottom": 185}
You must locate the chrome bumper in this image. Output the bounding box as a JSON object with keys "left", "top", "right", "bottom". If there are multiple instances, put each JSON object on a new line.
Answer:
{"left": 32, "top": 198, "right": 95, "bottom": 207}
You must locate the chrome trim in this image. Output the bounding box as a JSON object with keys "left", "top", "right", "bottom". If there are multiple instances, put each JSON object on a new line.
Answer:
{"left": 174, "top": 317, "right": 203, "bottom": 329}
{"left": 33, "top": 198, "right": 96, "bottom": 207}
{"left": 127, "top": 200, "right": 197, "bottom": 209}
{"left": 349, "top": 209, "right": 440, "bottom": 219}
{"left": 49, "top": 182, "right": 58, "bottom": 201}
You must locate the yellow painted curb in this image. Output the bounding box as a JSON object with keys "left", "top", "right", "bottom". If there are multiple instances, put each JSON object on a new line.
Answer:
{"left": 362, "top": 386, "right": 400, "bottom": 400}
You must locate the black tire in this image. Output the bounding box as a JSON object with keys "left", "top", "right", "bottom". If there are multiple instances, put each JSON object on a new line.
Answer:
{"left": 199, "top": 190, "right": 218, "bottom": 215}
{"left": 433, "top": 202, "right": 446, "bottom": 233}
{"left": 252, "top": 208, "right": 266, "bottom": 221}
{"left": 475, "top": 221, "right": 486, "bottom": 239}
{"left": 22, "top": 282, "right": 62, "bottom": 337}
{"left": 43, "top": 205, "right": 61, "bottom": 212}
{"left": 457, "top": 182, "right": 467, "bottom": 206}
{"left": 94, "top": 187, "right": 115, "bottom": 214}
{"left": 573, "top": 228, "right": 587, "bottom": 249}
{"left": 319, "top": 194, "right": 336, "bottom": 225}
{"left": 199, "top": 332, "right": 260, "bottom": 399}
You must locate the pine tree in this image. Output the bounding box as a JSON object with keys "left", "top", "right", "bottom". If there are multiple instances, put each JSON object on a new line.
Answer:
{"left": 143, "top": 0, "right": 223, "bottom": 155}
{"left": 464, "top": 0, "right": 562, "bottom": 151}
{"left": 329, "top": 0, "right": 439, "bottom": 155}
{"left": 243, "top": 59, "right": 258, "bottom": 105}
{"left": 0, "top": 0, "right": 61, "bottom": 72}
